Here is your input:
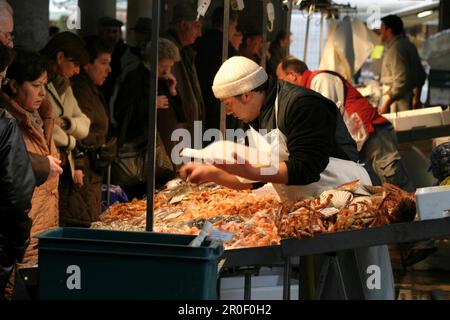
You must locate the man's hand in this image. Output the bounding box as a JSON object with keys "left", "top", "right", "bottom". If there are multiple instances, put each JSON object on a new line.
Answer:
{"left": 178, "top": 163, "right": 219, "bottom": 185}
{"left": 73, "top": 169, "right": 84, "bottom": 187}
{"left": 47, "top": 155, "right": 63, "bottom": 179}
{"left": 379, "top": 96, "right": 393, "bottom": 114}
{"left": 156, "top": 95, "right": 169, "bottom": 109}
{"left": 212, "top": 152, "right": 258, "bottom": 181}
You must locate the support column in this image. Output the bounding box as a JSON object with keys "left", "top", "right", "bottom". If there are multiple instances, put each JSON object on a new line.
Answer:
{"left": 9, "top": 0, "right": 49, "bottom": 50}
{"left": 439, "top": 0, "right": 450, "bottom": 31}
{"left": 127, "top": 0, "right": 153, "bottom": 41}
{"left": 78, "top": 0, "right": 116, "bottom": 36}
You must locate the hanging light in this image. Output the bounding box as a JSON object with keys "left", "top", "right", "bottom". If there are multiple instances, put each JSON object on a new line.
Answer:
{"left": 417, "top": 10, "right": 433, "bottom": 18}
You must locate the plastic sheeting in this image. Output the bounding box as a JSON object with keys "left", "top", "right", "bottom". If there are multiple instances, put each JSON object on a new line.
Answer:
{"left": 422, "top": 29, "right": 450, "bottom": 71}
{"left": 319, "top": 17, "right": 379, "bottom": 81}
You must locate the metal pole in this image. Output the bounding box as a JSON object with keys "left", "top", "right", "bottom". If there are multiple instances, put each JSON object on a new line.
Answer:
{"left": 146, "top": 0, "right": 160, "bottom": 231}
{"left": 261, "top": 0, "right": 268, "bottom": 70}
{"left": 220, "top": 0, "right": 230, "bottom": 136}
{"left": 283, "top": 256, "right": 291, "bottom": 300}
{"left": 106, "top": 164, "right": 111, "bottom": 207}
{"left": 285, "top": 0, "right": 293, "bottom": 56}
{"left": 303, "top": 8, "right": 311, "bottom": 63}
{"left": 319, "top": 11, "right": 324, "bottom": 61}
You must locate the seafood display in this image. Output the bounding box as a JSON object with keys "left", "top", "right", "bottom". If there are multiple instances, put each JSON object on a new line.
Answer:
{"left": 91, "top": 180, "right": 416, "bottom": 249}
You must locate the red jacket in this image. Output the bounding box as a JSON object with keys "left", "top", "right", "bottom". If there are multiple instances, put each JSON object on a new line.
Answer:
{"left": 300, "top": 70, "right": 389, "bottom": 136}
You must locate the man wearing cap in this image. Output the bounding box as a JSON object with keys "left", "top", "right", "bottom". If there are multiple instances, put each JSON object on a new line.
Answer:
{"left": 166, "top": 1, "right": 204, "bottom": 141}
{"left": 98, "top": 16, "right": 127, "bottom": 106}
{"left": 180, "top": 56, "right": 395, "bottom": 300}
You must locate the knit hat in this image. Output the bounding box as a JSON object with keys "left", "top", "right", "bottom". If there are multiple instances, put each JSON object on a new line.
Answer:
{"left": 429, "top": 142, "right": 450, "bottom": 182}
{"left": 212, "top": 56, "right": 268, "bottom": 99}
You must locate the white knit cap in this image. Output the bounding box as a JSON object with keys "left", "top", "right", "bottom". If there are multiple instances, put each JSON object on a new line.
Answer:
{"left": 212, "top": 56, "right": 268, "bottom": 99}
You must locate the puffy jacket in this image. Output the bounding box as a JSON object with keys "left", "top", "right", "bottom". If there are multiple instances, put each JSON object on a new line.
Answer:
{"left": 0, "top": 109, "right": 33, "bottom": 267}
{"left": 5, "top": 98, "right": 59, "bottom": 267}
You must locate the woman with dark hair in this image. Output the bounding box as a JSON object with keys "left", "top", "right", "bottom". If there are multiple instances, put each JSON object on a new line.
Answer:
{"left": 267, "top": 30, "right": 292, "bottom": 77}
{"left": 68, "top": 35, "right": 114, "bottom": 226}
{"left": 41, "top": 31, "right": 91, "bottom": 225}
{"left": 3, "top": 49, "right": 59, "bottom": 267}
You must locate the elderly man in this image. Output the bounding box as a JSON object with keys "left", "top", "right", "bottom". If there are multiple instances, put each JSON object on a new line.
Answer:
{"left": 166, "top": 1, "right": 204, "bottom": 141}
{"left": 379, "top": 15, "right": 426, "bottom": 114}
{"left": 276, "top": 56, "right": 413, "bottom": 191}
{"left": 180, "top": 56, "right": 395, "bottom": 299}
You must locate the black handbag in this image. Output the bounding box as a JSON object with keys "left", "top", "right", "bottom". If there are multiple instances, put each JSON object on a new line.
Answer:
{"left": 111, "top": 133, "right": 173, "bottom": 188}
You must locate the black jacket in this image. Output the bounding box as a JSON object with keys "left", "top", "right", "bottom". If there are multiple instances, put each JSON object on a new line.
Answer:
{"left": 0, "top": 110, "right": 33, "bottom": 266}
{"left": 250, "top": 79, "right": 358, "bottom": 186}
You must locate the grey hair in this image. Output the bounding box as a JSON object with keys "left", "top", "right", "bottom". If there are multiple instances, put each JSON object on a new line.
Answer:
{"left": 0, "top": 0, "right": 13, "bottom": 15}
{"left": 144, "top": 38, "right": 180, "bottom": 64}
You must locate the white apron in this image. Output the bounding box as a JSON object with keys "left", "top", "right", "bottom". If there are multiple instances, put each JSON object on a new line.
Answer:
{"left": 269, "top": 95, "right": 372, "bottom": 201}
{"left": 250, "top": 94, "right": 395, "bottom": 300}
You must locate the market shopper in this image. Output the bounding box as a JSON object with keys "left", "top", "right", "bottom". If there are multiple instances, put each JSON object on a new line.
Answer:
{"left": 40, "top": 31, "right": 91, "bottom": 227}
{"left": 97, "top": 16, "right": 127, "bottom": 106}
{"left": 0, "top": 44, "right": 33, "bottom": 300}
{"left": 276, "top": 56, "right": 413, "bottom": 190}
{"left": 3, "top": 50, "right": 59, "bottom": 267}
{"left": 113, "top": 38, "right": 179, "bottom": 198}
{"left": 166, "top": 1, "right": 204, "bottom": 142}
{"left": 68, "top": 36, "right": 116, "bottom": 226}
{"left": 194, "top": 7, "right": 242, "bottom": 132}
{"left": 267, "top": 30, "right": 292, "bottom": 77}
{"left": 379, "top": 14, "right": 426, "bottom": 114}
{"left": 0, "top": 0, "right": 62, "bottom": 184}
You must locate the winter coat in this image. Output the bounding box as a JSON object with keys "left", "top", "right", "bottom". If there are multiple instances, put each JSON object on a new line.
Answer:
{"left": 166, "top": 30, "right": 205, "bottom": 137}
{"left": 5, "top": 98, "right": 59, "bottom": 267}
{"left": 62, "top": 72, "right": 111, "bottom": 226}
{"left": 0, "top": 108, "right": 33, "bottom": 268}
{"left": 46, "top": 79, "right": 90, "bottom": 175}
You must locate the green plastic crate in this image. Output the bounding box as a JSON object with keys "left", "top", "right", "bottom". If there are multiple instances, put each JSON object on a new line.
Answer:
{"left": 37, "top": 228, "right": 223, "bottom": 300}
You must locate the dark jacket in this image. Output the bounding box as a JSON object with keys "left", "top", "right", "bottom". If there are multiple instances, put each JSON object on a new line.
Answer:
{"left": 166, "top": 30, "right": 205, "bottom": 133}
{"left": 114, "top": 63, "right": 184, "bottom": 153}
{"left": 100, "top": 39, "right": 128, "bottom": 106}
{"left": 250, "top": 79, "right": 358, "bottom": 186}
{"left": 63, "top": 72, "right": 111, "bottom": 226}
{"left": 194, "top": 29, "right": 241, "bottom": 132}
{"left": 0, "top": 111, "right": 33, "bottom": 268}
{"left": 267, "top": 42, "right": 286, "bottom": 77}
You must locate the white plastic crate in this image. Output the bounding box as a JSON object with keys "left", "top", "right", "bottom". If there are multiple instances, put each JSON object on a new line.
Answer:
{"left": 415, "top": 185, "right": 450, "bottom": 220}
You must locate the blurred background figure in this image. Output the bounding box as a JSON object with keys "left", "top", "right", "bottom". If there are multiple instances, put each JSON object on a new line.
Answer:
{"left": 267, "top": 30, "right": 292, "bottom": 77}
{"left": 97, "top": 16, "right": 126, "bottom": 106}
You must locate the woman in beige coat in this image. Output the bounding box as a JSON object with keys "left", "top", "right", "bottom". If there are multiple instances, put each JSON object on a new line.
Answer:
{"left": 40, "top": 32, "right": 91, "bottom": 224}
{"left": 4, "top": 50, "right": 59, "bottom": 267}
